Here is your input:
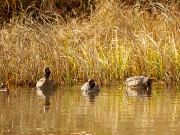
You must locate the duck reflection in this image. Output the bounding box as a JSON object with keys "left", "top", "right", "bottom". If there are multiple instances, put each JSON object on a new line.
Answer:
{"left": 81, "top": 89, "right": 100, "bottom": 102}
{"left": 36, "top": 86, "right": 56, "bottom": 112}
{"left": 0, "top": 89, "right": 10, "bottom": 105}
{"left": 126, "top": 86, "right": 152, "bottom": 98}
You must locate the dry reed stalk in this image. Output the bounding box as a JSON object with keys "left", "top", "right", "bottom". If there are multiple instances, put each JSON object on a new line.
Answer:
{"left": 0, "top": 1, "right": 179, "bottom": 86}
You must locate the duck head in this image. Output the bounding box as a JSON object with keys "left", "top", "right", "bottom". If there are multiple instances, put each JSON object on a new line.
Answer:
{"left": 143, "top": 77, "right": 152, "bottom": 90}
{"left": 88, "top": 79, "right": 95, "bottom": 90}
{"left": 44, "top": 67, "right": 51, "bottom": 79}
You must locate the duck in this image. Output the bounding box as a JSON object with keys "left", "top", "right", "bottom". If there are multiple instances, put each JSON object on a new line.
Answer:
{"left": 81, "top": 78, "right": 100, "bottom": 91}
{"left": 0, "top": 82, "right": 9, "bottom": 91}
{"left": 125, "top": 76, "right": 152, "bottom": 91}
{"left": 36, "top": 67, "right": 55, "bottom": 89}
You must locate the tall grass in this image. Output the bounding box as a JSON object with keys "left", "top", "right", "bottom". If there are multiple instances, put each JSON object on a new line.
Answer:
{"left": 0, "top": 1, "right": 180, "bottom": 86}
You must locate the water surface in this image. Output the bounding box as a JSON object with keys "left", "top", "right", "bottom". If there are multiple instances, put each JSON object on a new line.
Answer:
{"left": 0, "top": 84, "right": 180, "bottom": 135}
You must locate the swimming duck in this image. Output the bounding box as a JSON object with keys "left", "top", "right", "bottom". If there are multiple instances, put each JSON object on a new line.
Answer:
{"left": 0, "top": 82, "right": 9, "bottom": 91}
{"left": 125, "top": 76, "right": 152, "bottom": 91}
{"left": 81, "top": 78, "right": 100, "bottom": 91}
{"left": 36, "top": 67, "right": 55, "bottom": 89}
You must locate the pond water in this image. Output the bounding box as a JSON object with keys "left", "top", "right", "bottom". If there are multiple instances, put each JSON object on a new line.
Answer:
{"left": 0, "top": 84, "right": 180, "bottom": 135}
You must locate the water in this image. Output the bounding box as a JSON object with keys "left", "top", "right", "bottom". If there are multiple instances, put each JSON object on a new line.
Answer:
{"left": 0, "top": 84, "right": 180, "bottom": 135}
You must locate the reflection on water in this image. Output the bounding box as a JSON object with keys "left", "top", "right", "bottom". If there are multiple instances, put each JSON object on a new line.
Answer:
{"left": 126, "top": 86, "right": 152, "bottom": 98}
{"left": 0, "top": 84, "right": 180, "bottom": 135}
{"left": 81, "top": 89, "right": 100, "bottom": 102}
{"left": 37, "top": 86, "right": 56, "bottom": 112}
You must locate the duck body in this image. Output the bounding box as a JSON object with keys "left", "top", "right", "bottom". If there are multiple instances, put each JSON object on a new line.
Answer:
{"left": 0, "top": 83, "right": 6, "bottom": 89}
{"left": 125, "top": 76, "right": 152, "bottom": 91}
{"left": 36, "top": 78, "right": 55, "bottom": 89}
{"left": 36, "top": 67, "right": 56, "bottom": 89}
{"left": 81, "top": 78, "right": 100, "bottom": 92}
{"left": 0, "top": 83, "right": 9, "bottom": 91}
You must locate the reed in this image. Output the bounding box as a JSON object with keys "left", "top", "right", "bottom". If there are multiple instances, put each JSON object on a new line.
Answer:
{"left": 0, "top": 1, "right": 179, "bottom": 86}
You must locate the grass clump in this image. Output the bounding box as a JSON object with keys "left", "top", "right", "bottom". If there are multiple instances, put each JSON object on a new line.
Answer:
{"left": 0, "top": 0, "right": 180, "bottom": 86}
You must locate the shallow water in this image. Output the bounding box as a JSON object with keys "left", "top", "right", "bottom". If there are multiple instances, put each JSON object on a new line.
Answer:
{"left": 0, "top": 84, "right": 180, "bottom": 135}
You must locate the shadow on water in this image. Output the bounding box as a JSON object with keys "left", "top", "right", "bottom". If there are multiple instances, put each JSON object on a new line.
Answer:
{"left": 81, "top": 89, "right": 100, "bottom": 103}
{"left": 36, "top": 85, "right": 56, "bottom": 112}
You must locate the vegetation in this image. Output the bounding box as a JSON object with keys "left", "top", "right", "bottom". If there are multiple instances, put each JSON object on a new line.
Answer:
{"left": 0, "top": 0, "right": 180, "bottom": 86}
{"left": 0, "top": 0, "right": 95, "bottom": 24}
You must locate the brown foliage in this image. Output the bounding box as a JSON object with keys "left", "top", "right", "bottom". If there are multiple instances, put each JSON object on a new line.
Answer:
{"left": 0, "top": 0, "right": 95, "bottom": 24}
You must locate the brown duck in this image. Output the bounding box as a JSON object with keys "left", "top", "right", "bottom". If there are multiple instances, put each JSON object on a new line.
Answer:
{"left": 36, "top": 67, "right": 55, "bottom": 89}
{"left": 125, "top": 76, "right": 152, "bottom": 91}
{"left": 81, "top": 78, "right": 100, "bottom": 91}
